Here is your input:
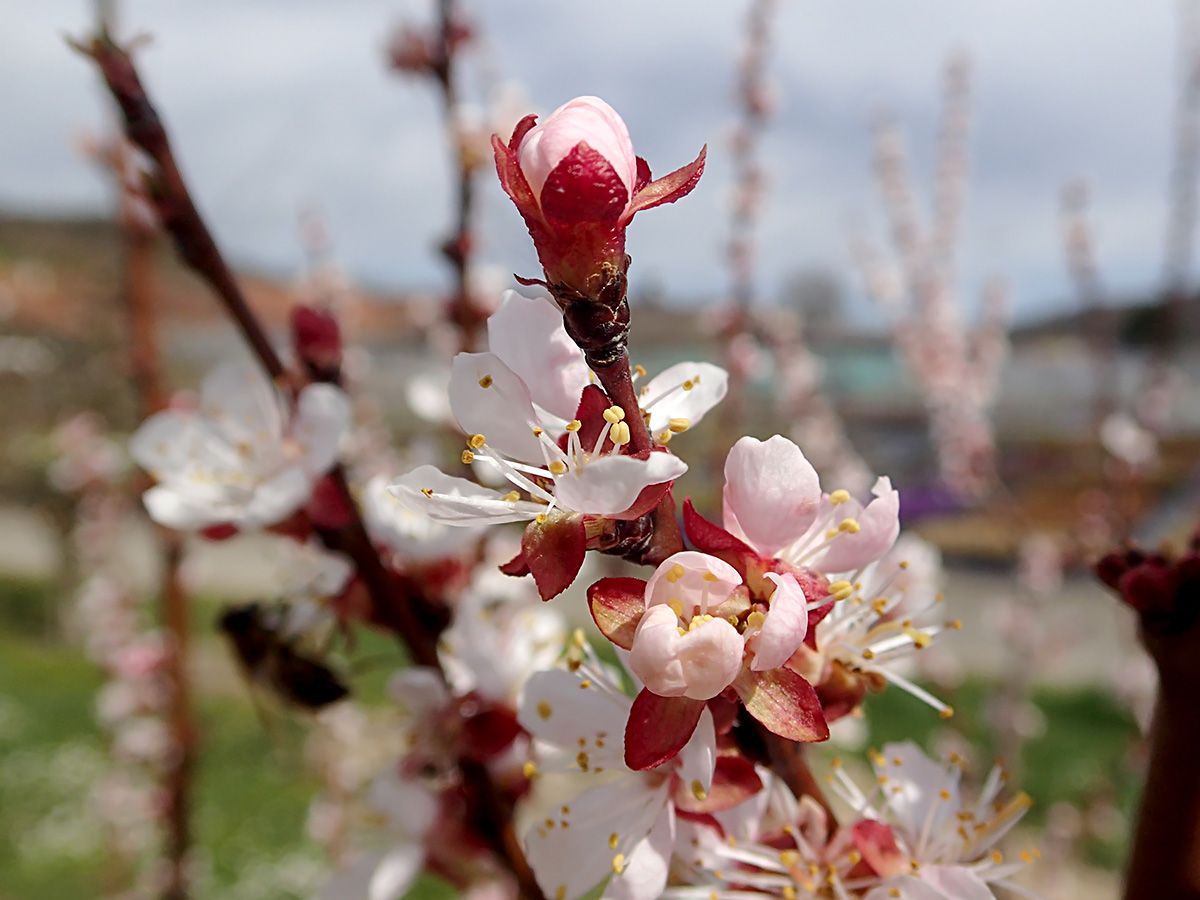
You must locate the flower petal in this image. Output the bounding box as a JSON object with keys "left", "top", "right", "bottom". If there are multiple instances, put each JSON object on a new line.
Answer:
{"left": 723, "top": 435, "right": 823, "bottom": 558}
{"left": 523, "top": 775, "right": 668, "bottom": 900}
{"left": 487, "top": 291, "right": 591, "bottom": 422}
{"left": 518, "top": 669, "right": 629, "bottom": 771}
{"left": 553, "top": 451, "right": 686, "bottom": 516}
{"left": 449, "top": 352, "right": 544, "bottom": 462}
{"left": 293, "top": 382, "right": 352, "bottom": 476}
{"left": 389, "top": 465, "right": 540, "bottom": 526}
{"left": 751, "top": 572, "right": 809, "bottom": 671}
{"left": 606, "top": 804, "right": 675, "bottom": 900}
{"left": 644, "top": 551, "right": 742, "bottom": 613}
{"left": 640, "top": 361, "right": 728, "bottom": 437}
{"left": 817, "top": 476, "right": 901, "bottom": 573}
{"left": 675, "top": 707, "right": 717, "bottom": 795}
{"left": 628, "top": 604, "right": 687, "bottom": 697}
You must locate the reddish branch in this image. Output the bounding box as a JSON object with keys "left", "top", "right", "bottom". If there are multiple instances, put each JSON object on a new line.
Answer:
{"left": 80, "top": 32, "right": 542, "bottom": 899}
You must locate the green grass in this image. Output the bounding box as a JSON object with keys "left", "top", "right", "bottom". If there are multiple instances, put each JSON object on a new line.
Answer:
{"left": 0, "top": 582, "right": 1143, "bottom": 897}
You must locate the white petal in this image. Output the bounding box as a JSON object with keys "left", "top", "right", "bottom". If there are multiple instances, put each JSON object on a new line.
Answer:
{"left": 875, "top": 741, "right": 961, "bottom": 840}
{"left": 487, "top": 291, "right": 590, "bottom": 422}
{"left": 864, "top": 876, "right": 951, "bottom": 900}
{"left": 389, "top": 466, "right": 541, "bottom": 526}
{"left": 554, "top": 452, "right": 687, "bottom": 516}
{"left": 293, "top": 382, "right": 351, "bottom": 476}
{"left": 142, "top": 484, "right": 219, "bottom": 530}
{"left": 918, "top": 866, "right": 996, "bottom": 900}
{"left": 518, "top": 669, "right": 629, "bottom": 770}
{"left": 200, "top": 360, "right": 284, "bottom": 443}
{"left": 321, "top": 851, "right": 384, "bottom": 900}
{"left": 242, "top": 465, "right": 312, "bottom": 527}
{"left": 723, "top": 435, "right": 822, "bottom": 557}
{"left": 449, "top": 352, "right": 544, "bottom": 462}
{"left": 675, "top": 708, "right": 717, "bottom": 794}
{"left": 751, "top": 572, "right": 808, "bottom": 671}
{"left": 363, "top": 474, "right": 484, "bottom": 560}
{"left": 129, "top": 411, "right": 197, "bottom": 479}
{"left": 368, "top": 845, "right": 425, "bottom": 900}
{"left": 627, "top": 604, "right": 688, "bottom": 698}
{"left": 368, "top": 773, "right": 439, "bottom": 839}
{"left": 641, "top": 362, "right": 728, "bottom": 436}
{"left": 524, "top": 776, "right": 668, "bottom": 900}
{"left": 604, "top": 804, "right": 675, "bottom": 900}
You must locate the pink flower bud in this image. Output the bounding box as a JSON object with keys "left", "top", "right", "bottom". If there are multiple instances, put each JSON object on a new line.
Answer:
{"left": 493, "top": 96, "right": 706, "bottom": 296}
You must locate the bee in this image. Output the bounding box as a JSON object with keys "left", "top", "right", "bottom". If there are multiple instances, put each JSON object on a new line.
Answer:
{"left": 218, "top": 602, "right": 349, "bottom": 710}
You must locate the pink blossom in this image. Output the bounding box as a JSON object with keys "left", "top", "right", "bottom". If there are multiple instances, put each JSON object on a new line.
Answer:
{"left": 517, "top": 97, "right": 638, "bottom": 213}
{"left": 629, "top": 552, "right": 745, "bottom": 700}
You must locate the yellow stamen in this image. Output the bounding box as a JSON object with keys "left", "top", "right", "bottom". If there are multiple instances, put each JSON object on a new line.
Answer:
{"left": 469, "top": 433, "right": 487, "bottom": 449}
{"left": 478, "top": 374, "right": 494, "bottom": 388}
{"left": 829, "top": 489, "right": 851, "bottom": 505}
{"left": 460, "top": 450, "right": 475, "bottom": 464}
{"left": 668, "top": 417, "right": 690, "bottom": 433}
{"left": 565, "top": 419, "right": 582, "bottom": 432}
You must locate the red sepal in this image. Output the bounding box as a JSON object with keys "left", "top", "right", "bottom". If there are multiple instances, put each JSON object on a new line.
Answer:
{"left": 507, "top": 114, "right": 538, "bottom": 152}
{"left": 673, "top": 754, "right": 764, "bottom": 814}
{"left": 634, "top": 156, "right": 652, "bottom": 193}
{"left": 587, "top": 577, "right": 647, "bottom": 650}
{"left": 306, "top": 475, "right": 354, "bottom": 529}
{"left": 540, "top": 142, "right": 629, "bottom": 227}
{"left": 624, "top": 689, "right": 705, "bottom": 770}
{"left": 201, "top": 522, "right": 239, "bottom": 541}
{"left": 498, "top": 551, "right": 531, "bottom": 578}
{"left": 290, "top": 304, "right": 342, "bottom": 380}
{"left": 562, "top": 384, "right": 614, "bottom": 457}
{"left": 675, "top": 809, "right": 725, "bottom": 838}
{"left": 521, "top": 512, "right": 586, "bottom": 600}
{"left": 682, "top": 497, "right": 758, "bottom": 574}
{"left": 622, "top": 145, "right": 707, "bottom": 223}
{"left": 459, "top": 698, "right": 523, "bottom": 763}
{"left": 733, "top": 667, "right": 829, "bottom": 743}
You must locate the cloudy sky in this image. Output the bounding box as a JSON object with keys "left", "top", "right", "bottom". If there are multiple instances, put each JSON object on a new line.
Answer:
{"left": 0, "top": 1, "right": 1190, "bottom": 322}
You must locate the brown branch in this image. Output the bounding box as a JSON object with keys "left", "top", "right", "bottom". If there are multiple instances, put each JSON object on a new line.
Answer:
{"left": 79, "top": 31, "right": 286, "bottom": 382}
{"left": 82, "top": 32, "right": 542, "bottom": 897}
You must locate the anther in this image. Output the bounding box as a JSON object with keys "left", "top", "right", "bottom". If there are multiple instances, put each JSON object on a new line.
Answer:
{"left": 609, "top": 422, "right": 631, "bottom": 445}
{"left": 469, "top": 433, "right": 487, "bottom": 449}
{"left": 565, "top": 419, "right": 582, "bottom": 432}
{"left": 478, "top": 374, "right": 494, "bottom": 388}
{"left": 460, "top": 450, "right": 475, "bottom": 464}
{"left": 829, "top": 489, "right": 851, "bottom": 505}
{"left": 668, "top": 417, "right": 690, "bottom": 433}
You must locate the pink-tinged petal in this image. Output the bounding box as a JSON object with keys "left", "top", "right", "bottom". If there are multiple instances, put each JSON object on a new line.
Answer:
{"left": 674, "top": 618, "right": 745, "bottom": 700}
{"left": 817, "top": 476, "right": 901, "bottom": 573}
{"left": 389, "top": 465, "right": 541, "bottom": 526}
{"left": 644, "top": 550, "right": 742, "bottom": 612}
{"left": 676, "top": 707, "right": 717, "bottom": 794}
{"left": 641, "top": 361, "right": 728, "bottom": 437}
{"left": 517, "top": 96, "right": 636, "bottom": 202}
{"left": 624, "top": 688, "right": 706, "bottom": 770}
{"left": 733, "top": 667, "right": 830, "bottom": 743}
{"left": 681, "top": 498, "right": 759, "bottom": 573}
{"left": 723, "top": 435, "right": 822, "bottom": 558}
{"left": 850, "top": 819, "right": 907, "bottom": 877}
{"left": 674, "top": 753, "right": 764, "bottom": 814}
{"left": 628, "top": 604, "right": 688, "bottom": 696}
{"left": 539, "top": 142, "right": 630, "bottom": 226}
{"left": 449, "top": 352, "right": 543, "bottom": 462}
{"left": 521, "top": 512, "right": 586, "bottom": 600}
{"left": 621, "top": 144, "right": 706, "bottom": 223}
{"left": 751, "top": 572, "right": 809, "bottom": 671}
{"left": 486, "top": 291, "right": 590, "bottom": 422}
{"left": 128, "top": 410, "right": 197, "bottom": 480}
{"left": 606, "top": 804, "right": 675, "bottom": 900}
{"left": 588, "top": 576, "right": 648, "bottom": 650}
{"left": 553, "top": 451, "right": 686, "bottom": 516}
